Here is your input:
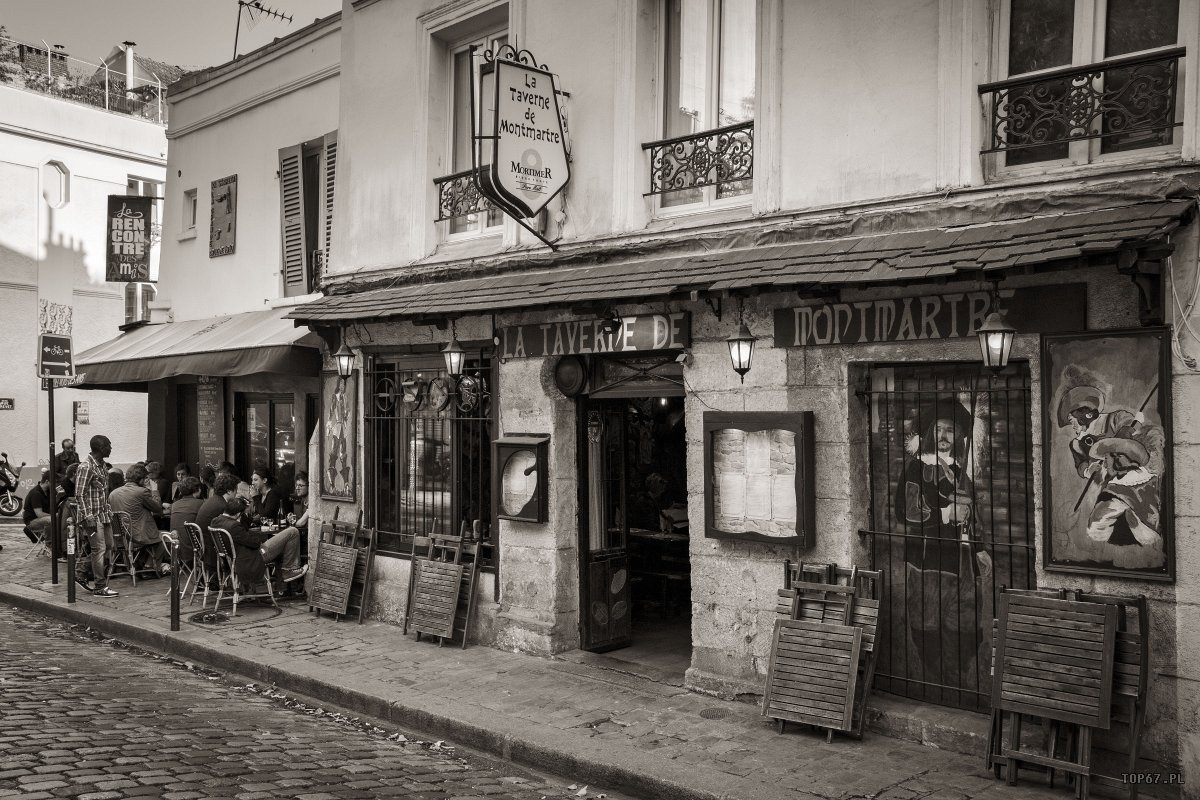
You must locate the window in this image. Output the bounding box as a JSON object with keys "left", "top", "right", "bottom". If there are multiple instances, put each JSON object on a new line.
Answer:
{"left": 653, "top": 0, "right": 755, "bottom": 208}
{"left": 441, "top": 31, "right": 507, "bottom": 236}
{"left": 236, "top": 394, "right": 297, "bottom": 489}
{"left": 124, "top": 282, "right": 156, "bottom": 324}
{"left": 182, "top": 188, "right": 197, "bottom": 232}
{"left": 988, "top": 0, "right": 1182, "bottom": 168}
{"left": 279, "top": 130, "right": 336, "bottom": 297}
{"left": 366, "top": 353, "right": 496, "bottom": 571}
{"left": 40, "top": 161, "right": 70, "bottom": 208}
{"left": 127, "top": 176, "right": 163, "bottom": 245}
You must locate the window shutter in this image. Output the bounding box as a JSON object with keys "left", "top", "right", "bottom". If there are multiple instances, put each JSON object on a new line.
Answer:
{"left": 321, "top": 131, "right": 337, "bottom": 276}
{"left": 279, "top": 144, "right": 308, "bottom": 297}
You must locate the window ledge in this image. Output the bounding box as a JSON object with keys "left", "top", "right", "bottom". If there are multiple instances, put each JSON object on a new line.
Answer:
{"left": 984, "top": 150, "right": 1184, "bottom": 186}
{"left": 647, "top": 200, "right": 755, "bottom": 233}
{"left": 432, "top": 230, "right": 505, "bottom": 260}
{"left": 176, "top": 229, "right": 197, "bottom": 242}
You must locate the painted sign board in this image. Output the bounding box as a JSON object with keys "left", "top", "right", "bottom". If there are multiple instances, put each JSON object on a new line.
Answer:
{"left": 105, "top": 195, "right": 153, "bottom": 282}
{"left": 196, "top": 376, "right": 226, "bottom": 468}
{"left": 499, "top": 312, "right": 690, "bottom": 359}
{"left": 772, "top": 284, "right": 1086, "bottom": 347}
{"left": 209, "top": 175, "right": 238, "bottom": 258}
{"left": 481, "top": 54, "right": 569, "bottom": 220}
{"left": 0, "top": 398, "right": 13, "bottom": 410}
{"left": 37, "top": 333, "right": 74, "bottom": 379}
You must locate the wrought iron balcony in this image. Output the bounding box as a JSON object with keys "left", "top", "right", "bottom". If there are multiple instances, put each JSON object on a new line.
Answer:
{"left": 979, "top": 47, "right": 1184, "bottom": 159}
{"left": 642, "top": 121, "right": 753, "bottom": 195}
{"left": 433, "top": 168, "right": 496, "bottom": 222}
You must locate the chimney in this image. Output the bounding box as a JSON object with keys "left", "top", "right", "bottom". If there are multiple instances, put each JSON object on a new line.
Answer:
{"left": 122, "top": 41, "right": 136, "bottom": 89}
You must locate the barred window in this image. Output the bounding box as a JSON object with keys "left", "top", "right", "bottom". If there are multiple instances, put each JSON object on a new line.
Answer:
{"left": 366, "top": 353, "right": 495, "bottom": 572}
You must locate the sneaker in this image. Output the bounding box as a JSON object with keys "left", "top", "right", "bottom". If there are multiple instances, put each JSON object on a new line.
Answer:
{"left": 282, "top": 564, "right": 309, "bottom": 583}
{"left": 159, "top": 563, "right": 172, "bottom": 576}
{"left": 92, "top": 587, "right": 119, "bottom": 598}
{"left": 75, "top": 576, "right": 94, "bottom": 592}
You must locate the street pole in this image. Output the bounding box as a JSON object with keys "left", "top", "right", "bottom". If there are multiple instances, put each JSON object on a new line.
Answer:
{"left": 47, "top": 381, "right": 59, "bottom": 585}
{"left": 170, "top": 538, "right": 180, "bottom": 631}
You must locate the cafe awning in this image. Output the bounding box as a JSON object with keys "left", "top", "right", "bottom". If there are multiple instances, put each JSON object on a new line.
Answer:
{"left": 76, "top": 307, "right": 321, "bottom": 386}
{"left": 287, "top": 198, "right": 1193, "bottom": 324}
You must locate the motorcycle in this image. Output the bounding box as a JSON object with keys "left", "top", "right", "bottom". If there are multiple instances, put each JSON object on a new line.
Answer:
{"left": 0, "top": 452, "right": 25, "bottom": 516}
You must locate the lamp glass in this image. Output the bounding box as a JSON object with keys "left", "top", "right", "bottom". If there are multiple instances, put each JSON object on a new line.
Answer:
{"left": 976, "top": 311, "right": 1015, "bottom": 370}
{"left": 442, "top": 338, "right": 466, "bottom": 377}
{"left": 727, "top": 323, "right": 756, "bottom": 382}
{"left": 334, "top": 342, "right": 355, "bottom": 379}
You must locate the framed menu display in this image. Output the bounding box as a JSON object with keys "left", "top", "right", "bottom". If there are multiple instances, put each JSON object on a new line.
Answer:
{"left": 703, "top": 412, "right": 815, "bottom": 547}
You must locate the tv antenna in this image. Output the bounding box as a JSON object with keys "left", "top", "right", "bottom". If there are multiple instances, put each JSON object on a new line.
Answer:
{"left": 233, "top": 0, "right": 293, "bottom": 60}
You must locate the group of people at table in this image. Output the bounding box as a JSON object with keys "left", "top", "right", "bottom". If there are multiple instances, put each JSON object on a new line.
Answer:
{"left": 24, "top": 435, "right": 309, "bottom": 599}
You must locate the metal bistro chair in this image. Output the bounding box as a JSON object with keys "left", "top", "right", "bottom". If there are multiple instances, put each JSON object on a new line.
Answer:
{"left": 211, "top": 527, "right": 277, "bottom": 617}
{"left": 107, "top": 511, "right": 160, "bottom": 586}
{"left": 181, "top": 522, "right": 212, "bottom": 608}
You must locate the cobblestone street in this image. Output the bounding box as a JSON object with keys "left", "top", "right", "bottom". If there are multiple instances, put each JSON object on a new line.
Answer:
{"left": 0, "top": 605, "right": 622, "bottom": 800}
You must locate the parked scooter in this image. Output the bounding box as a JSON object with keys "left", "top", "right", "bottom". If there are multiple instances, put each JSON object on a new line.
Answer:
{"left": 0, "top": 452, "right": 25, "bottom": 516}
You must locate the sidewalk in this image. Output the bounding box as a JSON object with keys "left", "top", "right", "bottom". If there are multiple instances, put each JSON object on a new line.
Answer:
{"left": 0, "top": 525, "right": 1102, "bottom": 800}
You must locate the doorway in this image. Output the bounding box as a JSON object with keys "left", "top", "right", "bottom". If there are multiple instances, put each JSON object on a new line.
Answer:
{"left": 235, "top": 393, "right": 297, "bottom": 487}
{"left": 578, "top": 394, "right": 691, "bottom": 673}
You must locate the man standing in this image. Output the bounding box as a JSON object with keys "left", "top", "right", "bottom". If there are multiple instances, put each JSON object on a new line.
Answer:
{"left": 75, "top": 435, "right": 118, "bottom": 597}
{"left": 52, "top": 439, "right": 79, "bottom": 482}
{"left": 22, "top": 470, "right": 53, "bottom": 546}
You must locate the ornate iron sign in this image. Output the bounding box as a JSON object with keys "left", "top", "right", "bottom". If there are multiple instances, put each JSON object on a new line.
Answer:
{"left": 474, "top": 45, "right": 569, "bottom": 248}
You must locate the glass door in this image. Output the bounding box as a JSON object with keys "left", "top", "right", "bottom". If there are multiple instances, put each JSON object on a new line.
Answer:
{"left": 237, "top": 394, "right": 297, "bottom": 487}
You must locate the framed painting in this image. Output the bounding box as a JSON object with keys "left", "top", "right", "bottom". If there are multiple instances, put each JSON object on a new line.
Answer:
{"left": 702, "top": 411, "right": 815, "bottom": 547}
{"left": 1042, "top": 327, "right": 1173, "bottom": 581}
{"left": 320, "top": 371, "right": 356, "bottom": 502}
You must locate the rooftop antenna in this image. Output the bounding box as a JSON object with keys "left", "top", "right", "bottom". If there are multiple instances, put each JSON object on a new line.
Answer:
{"left": 233, "top": 0, "right": 293, "bottom": 60}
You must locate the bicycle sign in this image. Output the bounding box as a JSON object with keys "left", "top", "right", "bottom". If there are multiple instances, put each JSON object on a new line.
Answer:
{"left": 37, "top": 333, "right": 75, "bottom": 379}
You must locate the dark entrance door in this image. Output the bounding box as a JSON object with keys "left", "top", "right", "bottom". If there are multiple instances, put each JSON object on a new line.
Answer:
{"left": 863, "top": 362, "right": 1035, "bottom": 712}
{"left": 579, "top": 401, "right": 632, "bottom": 652}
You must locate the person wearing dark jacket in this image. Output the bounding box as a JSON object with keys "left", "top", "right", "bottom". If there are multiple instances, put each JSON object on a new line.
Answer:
{"left": 209, "top": 497, "right": 306, "bottom": 587}
{"left": 249, "top": 467, "right": 284, "bottom": 522}
{"left": 195, "top": 473, "right": 241, "bottom": 575}
{"left": 169, "top": 477, "right": 206, "bottom": 563}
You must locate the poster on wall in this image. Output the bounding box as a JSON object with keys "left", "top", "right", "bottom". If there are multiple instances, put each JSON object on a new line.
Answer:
{"left": 209, "top": 175, "right": 237, "bottom": 258}
{"left": 703, "top": 412, "right": 815, "bottom": 547}
{"left": 1042, "top": 328, "right": 1173, "bottom": 581}
{"left": 320, "top": 371, "right": 356, "bottom": 502}
{"left": 105, "top": 195, "right": 153, "bottom": 281}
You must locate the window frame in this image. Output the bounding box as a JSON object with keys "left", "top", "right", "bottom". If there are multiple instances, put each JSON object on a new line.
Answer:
{"left": 990, "top": 0, "right": 1186, "bottom": 176}
{"left": 652, "top": 0, "right": 756, "bottom": 217}
{"left": 182, "top": 188, "right": 198, "bottom": 233}
{"left": 123, "top": 282, "right": 156, "bottom": 325}
{"left": 442, "top": 29, "right": 508, "bottom": 240}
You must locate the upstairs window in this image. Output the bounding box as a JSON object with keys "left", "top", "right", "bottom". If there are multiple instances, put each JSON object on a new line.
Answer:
{"left": 182, "top": 188, "right": 197, "bottom": 233}
{"left": 985, "top": 0, "right": 1183, "bottom": 168}
{"left": 649, "top": 0, "right": 755, "bottom": 208}
{"left": 124, "top": 282, "right": 156, "bottom": 324}
{"left": 127, "top": 176, "right": 163, "bottom": 245}
{"left": 437, "top": 31, "right": 507, "bottom": 237}
{"left": 279, "top": 131, "right": 337, "bottom": 297}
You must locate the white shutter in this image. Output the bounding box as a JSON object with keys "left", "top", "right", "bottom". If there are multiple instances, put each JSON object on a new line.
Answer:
{"left": 321, "top": 130, "right": 337, "bottom": 274}
{"left": 279, "top": 144, "right": 308, "bottom": 297}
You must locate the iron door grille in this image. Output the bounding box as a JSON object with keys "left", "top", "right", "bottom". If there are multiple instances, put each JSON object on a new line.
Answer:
{"left": 862, "top": 363, "right": 1034, "bottom": 712}
{"left": 365, "top": 354, "right": 495, "bottom": 577}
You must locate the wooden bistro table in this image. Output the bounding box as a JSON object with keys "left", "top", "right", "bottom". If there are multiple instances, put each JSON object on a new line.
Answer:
{"left": 992, "top": 593, "right": 1118, "bottom": 800}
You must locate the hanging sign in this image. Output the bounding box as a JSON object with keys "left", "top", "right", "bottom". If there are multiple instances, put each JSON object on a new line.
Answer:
{"left": 499, "top": 312, "right": 690, "bottom": 359}
{"left": 478, "top": 47, "right": 570, "bottom": 221}
{"left": 773, "top": 284, "right": 1086, "bottom": 347}
{"left": 105, "top": 195, "right": 153, "bottom": 282}
{"left": 209, "top": 174, "right": 238, "bottom": 258}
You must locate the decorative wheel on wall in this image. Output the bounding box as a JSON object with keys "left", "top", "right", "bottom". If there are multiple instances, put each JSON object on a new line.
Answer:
{"left": 373, "top": 377, "right": 398, "bottom": 414}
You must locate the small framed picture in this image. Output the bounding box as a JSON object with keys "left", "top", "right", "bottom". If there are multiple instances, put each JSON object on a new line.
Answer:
{"left": 492, "top": 434, "right": 550, "bottom": 523}
{"left": 1042, "top": 327, "right": 1173, "bottom": 581}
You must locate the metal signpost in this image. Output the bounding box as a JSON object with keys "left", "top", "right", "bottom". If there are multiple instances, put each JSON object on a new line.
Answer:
{"left": 38, "top": 333, "right": 74, "bottom": 597}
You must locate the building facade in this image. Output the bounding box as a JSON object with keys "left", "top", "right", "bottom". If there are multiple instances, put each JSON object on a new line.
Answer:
{"left": 76, "top": 15, "right": 341, "bottom": 487}
{"left": 299, "top": 0, "right": 1194, "bottom": 785}
{"left": 0, "top": 62, "right": 165, "bottom": 480}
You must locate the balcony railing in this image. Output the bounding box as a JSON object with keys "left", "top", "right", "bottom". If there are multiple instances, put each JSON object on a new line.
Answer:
{"left": 433, "top": 168, "right": 496, "bottom": 222}
{"left": 979, "top": 47, "right": 1184, "bottom": 158}
{"left": 642, "top": 120, "right": 753, "bottom": 195}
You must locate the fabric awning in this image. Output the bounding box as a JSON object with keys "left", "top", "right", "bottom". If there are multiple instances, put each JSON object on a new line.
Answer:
{"left": 76, "top": 307, "right": 321, "bottom": 386}
{"left": 287, "top": 199, "right": 1193, "bottom": 324}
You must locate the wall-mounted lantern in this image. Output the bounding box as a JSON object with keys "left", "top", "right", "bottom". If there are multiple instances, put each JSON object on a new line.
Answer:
{"left": 977, "top": 289, "right": 1016, "bottom": 370}
{"left": 727, "top": 297, "right": 756, "bottom": 383}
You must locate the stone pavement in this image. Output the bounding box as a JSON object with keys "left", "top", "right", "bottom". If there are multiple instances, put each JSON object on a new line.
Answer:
{"left": 0, "top": 525, "right": 1140, "bottom": 800}
{"left": 0, "top": 605, "right": 626, "bottom": 800}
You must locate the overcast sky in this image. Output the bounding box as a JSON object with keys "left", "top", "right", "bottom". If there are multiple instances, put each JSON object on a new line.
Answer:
{"left": 1, "top": 0, "right": 342, "bottom": 70}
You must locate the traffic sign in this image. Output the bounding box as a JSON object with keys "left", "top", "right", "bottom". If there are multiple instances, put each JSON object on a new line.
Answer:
{"left": 38, "top": 333, "right": 75, "bottom": 379}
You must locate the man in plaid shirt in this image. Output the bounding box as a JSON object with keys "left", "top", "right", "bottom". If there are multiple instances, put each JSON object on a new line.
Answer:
{"left": 74, "top": 435, "right": 119, "bottom": 597}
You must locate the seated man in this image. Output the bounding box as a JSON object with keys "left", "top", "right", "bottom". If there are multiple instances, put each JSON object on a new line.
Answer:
{"left": 23, "top": 470, "right": 53, "bottom": 547}
{"left": 209, "top": 496, "right": 307, "bottom": 589}
{"left": 169, "top": 476, "right": 206, "bottom": 564}
{"left": 108, "top": 463, "right": 171, "bottom": 576}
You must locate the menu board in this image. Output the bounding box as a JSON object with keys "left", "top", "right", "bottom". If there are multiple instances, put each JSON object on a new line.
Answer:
{"left": 196, "top": 377, "right": 225, "bottom": 469}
